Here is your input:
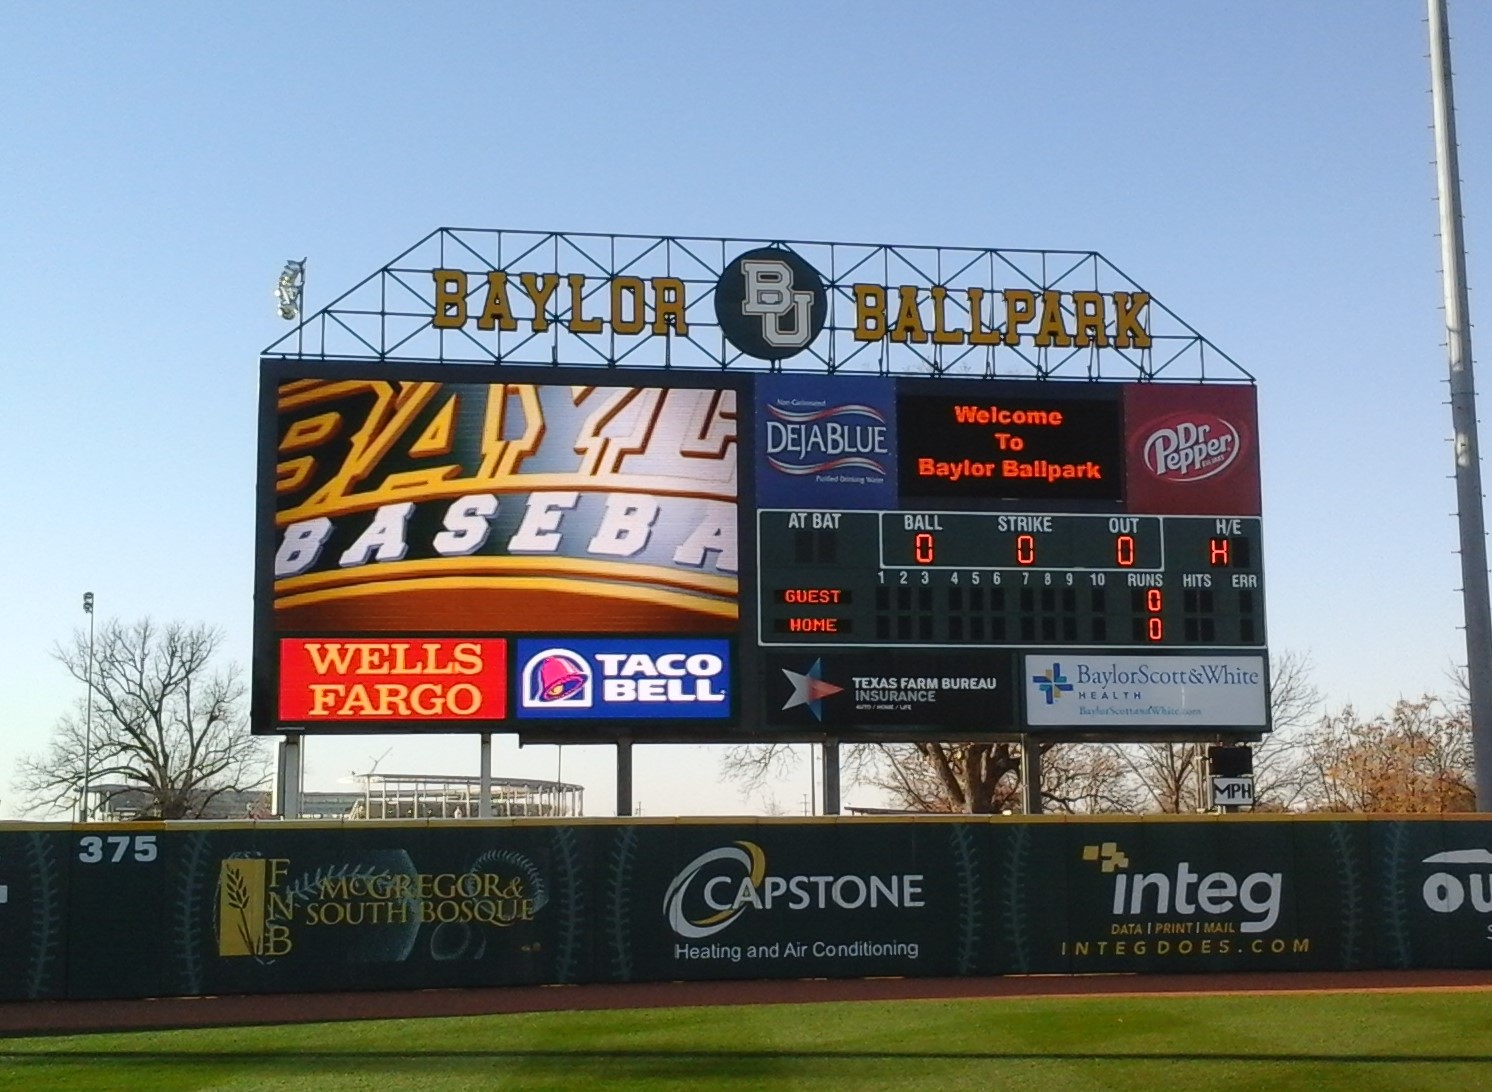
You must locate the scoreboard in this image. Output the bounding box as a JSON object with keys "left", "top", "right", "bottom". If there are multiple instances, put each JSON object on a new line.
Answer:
{"left": 256, "top": 362, "right": 1269, "bottom": 740}
{"left": 759, "top": 511, "right": 1263, "bottom": 648}
{"left": 751, "top": 374, "right": 1269, "bottom": 738}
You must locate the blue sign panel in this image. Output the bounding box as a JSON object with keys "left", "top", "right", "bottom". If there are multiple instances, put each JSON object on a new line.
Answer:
{"left": 754, "top": 374, "right": 897, "bottom": 510}
{"left": 515, "top": 638, "right": 733, "bottom": 720}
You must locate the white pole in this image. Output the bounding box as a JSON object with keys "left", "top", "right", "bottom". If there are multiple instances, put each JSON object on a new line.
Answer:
{"left": 81, "top": 592, "right": 94, "bottom": 822}
{"left": 1429, "top": 0, "right": 1492, "bottom": 809}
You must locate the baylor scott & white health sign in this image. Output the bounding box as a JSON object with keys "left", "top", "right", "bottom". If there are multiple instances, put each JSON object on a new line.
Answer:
{"left": 1025, "top": 655, "right": 1266, "bottom": 727}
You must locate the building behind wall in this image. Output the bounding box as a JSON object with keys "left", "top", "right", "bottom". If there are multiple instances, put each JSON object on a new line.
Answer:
{"left": 88, "top": 772, "right": 585, "bottom": 820}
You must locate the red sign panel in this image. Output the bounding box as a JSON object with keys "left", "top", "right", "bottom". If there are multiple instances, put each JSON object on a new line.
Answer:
{"left": 1124, "top": 384, "right": 1260, "bottom": 515}
{"left": 278, "top": 638, "right": 508, "bottom": 723}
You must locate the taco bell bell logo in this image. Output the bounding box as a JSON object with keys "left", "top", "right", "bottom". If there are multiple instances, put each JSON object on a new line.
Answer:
{"left": 522, "top": 649, "right": 593, "bottom": 709}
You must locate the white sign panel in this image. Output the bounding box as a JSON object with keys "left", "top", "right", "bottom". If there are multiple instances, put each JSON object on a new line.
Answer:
{"left": 1024, "top": 655, "right": 1267, "bottom": 727}
{"left": 1210, "top": 776, "right": 1255, "bottom": 806}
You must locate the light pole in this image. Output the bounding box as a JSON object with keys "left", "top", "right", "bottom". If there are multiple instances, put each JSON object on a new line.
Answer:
{"left": 81, "top": 592, "right": 95, "bottom": 822}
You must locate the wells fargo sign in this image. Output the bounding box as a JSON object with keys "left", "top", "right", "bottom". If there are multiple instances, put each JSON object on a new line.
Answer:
{"left": 278, "top": 638, "right": 507, "bottom": 722}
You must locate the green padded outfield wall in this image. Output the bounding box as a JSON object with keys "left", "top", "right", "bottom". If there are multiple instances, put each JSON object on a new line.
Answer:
{"left": 2, "top": 815, "right": 1490, "bottom": 1001}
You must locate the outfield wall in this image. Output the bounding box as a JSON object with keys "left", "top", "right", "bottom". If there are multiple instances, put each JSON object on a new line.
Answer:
{"left": 1, "top": 815, "right": 1487, "bottom": 1001}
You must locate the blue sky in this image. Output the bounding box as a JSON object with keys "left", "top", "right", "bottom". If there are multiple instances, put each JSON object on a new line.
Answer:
{"left": 2, "top": 1, "right": 1489, "bottom": 816}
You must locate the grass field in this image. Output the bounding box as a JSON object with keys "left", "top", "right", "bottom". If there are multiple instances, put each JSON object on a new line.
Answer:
{"left": 1, "top": 990, "right": 1490, "bottom": 1091}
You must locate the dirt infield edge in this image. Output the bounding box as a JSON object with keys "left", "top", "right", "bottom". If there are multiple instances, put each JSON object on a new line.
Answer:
{"left": 3, "top": 969, "right": 1491, "bottom": 1038}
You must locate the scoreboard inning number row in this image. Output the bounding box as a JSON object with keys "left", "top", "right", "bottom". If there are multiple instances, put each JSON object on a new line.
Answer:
{"left": 758, "top": 510, "right": 1265, "bottom": 649}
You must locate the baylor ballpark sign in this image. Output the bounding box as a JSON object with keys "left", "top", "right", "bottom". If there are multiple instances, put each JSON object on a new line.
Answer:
{"left": 430, "top": 249, "right": 1152, "bottom": 362}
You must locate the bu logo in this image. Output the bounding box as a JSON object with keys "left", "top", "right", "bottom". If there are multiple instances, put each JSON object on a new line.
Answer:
{"left": 741, "top": 259, "right": 815, "bottom": 349}
{"left": 715, "top": 247, "right": 827, "bottom": 360}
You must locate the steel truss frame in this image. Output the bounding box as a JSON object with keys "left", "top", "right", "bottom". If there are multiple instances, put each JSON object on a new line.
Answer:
{"left": 263, "top": 228, "right": 1250, "bottom": 383}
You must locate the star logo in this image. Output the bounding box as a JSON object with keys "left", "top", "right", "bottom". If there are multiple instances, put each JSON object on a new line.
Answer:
{"left": 780, "top": 659, "right": 844, "bottom": 721}
{"left": 1032, "top": 662, "right": 1074, "bottom": 705}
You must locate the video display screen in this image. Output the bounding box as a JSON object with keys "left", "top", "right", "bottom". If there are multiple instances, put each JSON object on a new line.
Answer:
{"left": 254, "top": 364, "right": 1265, "bottom": 737}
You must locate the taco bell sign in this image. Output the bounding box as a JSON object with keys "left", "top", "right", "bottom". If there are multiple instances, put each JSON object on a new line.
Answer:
{"left": 516, "top": 638, "right": 733, "bottom": 720}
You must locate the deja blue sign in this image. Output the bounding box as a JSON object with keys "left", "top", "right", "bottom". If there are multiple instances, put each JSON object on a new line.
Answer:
{"left": 515, "top": 639, "right": 733, "bottom": 720}
{"left": 755, "top": 374, "right": 897, "bottom": 510}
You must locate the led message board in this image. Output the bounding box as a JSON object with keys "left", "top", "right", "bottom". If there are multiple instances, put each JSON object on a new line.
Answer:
{"left": 254, "top": 363, "right": 743, "bottom": 735}
{"left": 255, "top": 362, "right": 1266, "bottom": 739}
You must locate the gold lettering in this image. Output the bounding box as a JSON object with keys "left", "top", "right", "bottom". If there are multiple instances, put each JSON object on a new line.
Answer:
{"left": 263, "top": 922, "right": 293, "bottom": 956}
{"left": 408, "top": 396, "right": 457, "bottom": 458}
{"left": 432, "top": 269, "right": 468, "bottom": 328}
{"left": 280, "top": 413, "right": 341, "bottom": 454}
{"left": 1071, "top": 291, "right": 1109, "bottom": 348}
{"left": 1034, "top": 290, "right": 1072, "bottom": 347}
{"left": 966, "top": 287, "right": 1001, "bottom": 345}
{"left": 929, "top": 286, "right": 964, "bottom": 345}
{"left": 452, "top": 642, "right": 484, "bottom": 674}
{"left": 1113, "top": 291, "right": 1151, "bottom": 348}
{"left": 268, "top": 891, "right": 294, "bottom": 922}
{"left": 852, "top": 284, "right": 886, "bottom": 340}
{"left": 1003, "top": 289, "right": 1036, "bottom": 345}
{"left": 478, "top": 272, "right": 518, "bottom": 331}
{"left": 355, "top": 645, "right": 391, "bottom": 673}
{"left": 520, "top": 273, "right": 559, "bottom": 332}
{"left": 650, "top": 277, "right": 689, "bottom": 335}
{"left": 568, "top": 274, "right": 603, "bottom": 333}
{"left": 611, "top": 276, "right": 646, "bottom": 335}
{"left": 890, "top": 286, "right": 928, "bottom": 343}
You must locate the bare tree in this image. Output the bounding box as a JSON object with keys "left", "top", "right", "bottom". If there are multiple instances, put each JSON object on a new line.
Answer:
{"left": 1296, "top": 695, "right": 1474, "bottom": 813}
{"left": 723, "top": 738, "right": 1135, "bottom": 815}
{"left": 1113, "top": 741, "right": 1206, "bottom": 813}
{"left": 722, "top": 740, "right": 1027, "bottom": 814}
{"left": 854, "top": 742, "right": 1026, "bottom": 813}
{"left": 1040, "top": 743, "right": 1141, "bottom": 814}
{"left": 1246, "top": 649, "right": 1323, "bottom": 810}
{"left": 17, "top": 618, "right": 270, "bottom": 819}
{"left": 1104, "top": 650, "right": 1323, "bottom": 813}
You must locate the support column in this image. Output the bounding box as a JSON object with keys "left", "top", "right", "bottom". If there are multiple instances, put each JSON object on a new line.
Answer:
{"left": 1430, "top": 0, "right": 1492, "bottom": 810}
{"left": 616, "top": 740, "right": 633, "bottom": 816}
{"left": 478, "top": 733, "right": 493, "bottom": 818}
{"left": 276, "top": 734, "right": 303, "bottom": 819}
{"left": 821, "top": 740, "right": 841, "bottom": 815}
{"left": 1020, "top": 736, "right": 1042, "bottom": 815}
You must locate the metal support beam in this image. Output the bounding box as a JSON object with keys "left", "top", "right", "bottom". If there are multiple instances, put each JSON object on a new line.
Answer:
{"left": 275, "top": 735, "right": 303, "bottom": 819}
{"left": 1020, "top": 737, "right": 1042, "bottom": 815}
{"left": 478, "top": 733, "right": 492, "bottom": 818}
{"left": 821, "top": 741, "right": 841, "bottom": 815}
{"left": 616, "top": 741, "right": 633, "bottom": 816}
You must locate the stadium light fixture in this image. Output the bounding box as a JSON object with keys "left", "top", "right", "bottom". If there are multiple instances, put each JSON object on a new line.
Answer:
{"left": 276, "top": 258, "right": 306, "bottom": 320}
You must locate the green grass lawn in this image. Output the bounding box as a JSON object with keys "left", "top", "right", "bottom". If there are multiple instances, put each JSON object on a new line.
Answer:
{"left": 1, "top": 990, "right": 1489, "bottom": 1091}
